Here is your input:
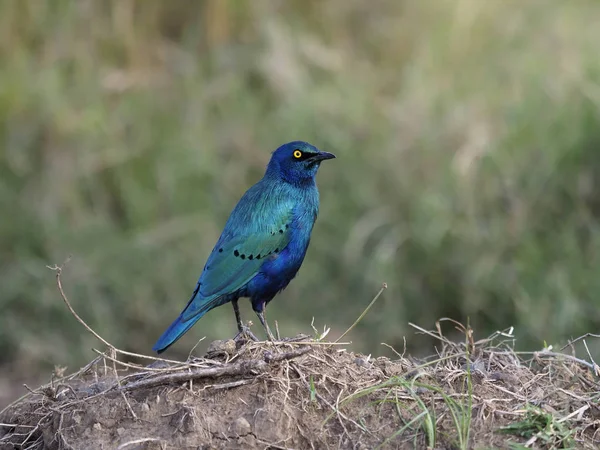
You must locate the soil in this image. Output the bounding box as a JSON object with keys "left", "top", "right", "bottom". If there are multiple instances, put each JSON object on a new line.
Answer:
{"left": 1, "top": 331, "right": 599, "bottom": 450}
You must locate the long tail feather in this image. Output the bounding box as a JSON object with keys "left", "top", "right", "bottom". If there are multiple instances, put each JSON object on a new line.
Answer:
{"left": 152, "top": 311, "right": 207, "bottom": 354}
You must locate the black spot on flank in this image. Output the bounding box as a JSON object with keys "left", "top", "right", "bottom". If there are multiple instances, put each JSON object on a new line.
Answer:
{"left": 234, "top": 249, "right": 240, "bottom": 257}
{"left": 279, "top": 229, "right": 283, "bottom": 234}
{"left": 256, "top": 254, "right": 261, "bottom": 259}
{"left": 249, "top": 255, "right": 254, "bottom": 260}
{"left": 285, "top": 224, "right": 289, "bottom": 229}
{"left": 241, "top": 254, "right": 246, "bottom": 260}
{"left": 206, "top": 265, "right": 211, "bottom": 270}
{"left": 218, "top": 248, "right": 223, "bottom": 253}
{"left": 275, "top": 248, "right": 279, "bottom": 253}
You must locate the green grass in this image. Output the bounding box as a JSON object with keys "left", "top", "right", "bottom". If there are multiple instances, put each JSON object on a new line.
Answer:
{"left": 500, "top": 406, "right": 576, "bottom": 449}
{"left": 330, "top": 371, "right": 474, "bottom": 449}
{"left": 2, "top": 0, "right": 600, "bottom": 375}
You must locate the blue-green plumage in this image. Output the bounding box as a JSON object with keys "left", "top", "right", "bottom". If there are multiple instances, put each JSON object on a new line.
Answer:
{"left": 153, "top": 141, "right": 335, "bottom": 353}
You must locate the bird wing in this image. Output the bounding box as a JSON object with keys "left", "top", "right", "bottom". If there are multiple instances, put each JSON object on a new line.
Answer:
{"left": 180, "top": 211, "right": 293, "bottom": 321}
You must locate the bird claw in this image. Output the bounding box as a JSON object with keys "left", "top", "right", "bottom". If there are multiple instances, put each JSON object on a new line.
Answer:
{"left": 234, "top": 325, "right": 259, "bottom": 343}
{"left": 265, "top": 328, "right": 277, "bottom": 342}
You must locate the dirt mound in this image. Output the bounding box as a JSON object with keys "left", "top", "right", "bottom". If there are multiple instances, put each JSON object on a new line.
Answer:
{"left": 2, "top": 325, "right": 600, "bottom": 450}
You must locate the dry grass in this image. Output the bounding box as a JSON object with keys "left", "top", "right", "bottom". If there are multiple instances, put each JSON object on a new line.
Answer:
{"left": 1, "top": 264, "right": 600, "bottom": 449}
{"left": 2, "top": 327, "right": 599, "bottom": 449}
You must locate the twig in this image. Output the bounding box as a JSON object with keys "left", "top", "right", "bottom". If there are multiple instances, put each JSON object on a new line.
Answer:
{"left": 187, "top": 337, "right": 206, "bottom": 360}
{"left": 47, "top": 260, "right": 186, "bottom": 366}
{"left": 121, "top": 347, "right": 310, "bottom": 391}
{"left": 67, "top": 355, "right": 103, "bottom": 380}
{"left": 199, "top": 379, "right": 254, "bottom": 391}
{"left": 0, "top": 356, "right": 105, "bottom": 418}
{"left": 117, "top": 438, "right": 164, "bottom": 449}
{"left": 582, "top": 340, "right": 600, "bottom": 376}
{"left": 334, "top": 387, "right": 352, "bottom": 443}
{"left": 556, "top": 404, "right": 590, "bottom": 423}
{"left": 22, "top": 419, "right": 46, "bottom": 447}
{"left": 290, "top": 363, "right": 368, "bottom": 433}
{"left": 560, "top": 333, "right": 600, "bottom": 351}
{"left": 48, "top": 260, "right": 140, "bottom": 422}
{"left": 0, "top": 423, "right": 36, "bottom": 428}
{"left": 534, "top": 350, "right": 597, "bottom": 372}
{"left": 280, "top": 341, "right": 350, "bottom": 346}
{"left": 381, "top": 342, "right": 403, "bottom": 359}
{"left": 109, "top": 347, "right": 137, "bottom": 420}
{"left": 254, "top": 440, "right": 295, "bottom": 450}
{"left": 275, "top": 320, "right": 281, "bottom": 341}
{"left": 47, "top": 259, "right": 112, "bottom": 348}
{"left": 409, "top": 322, "right": 454, "bottom": 345}
{"left": 334, "top": 283, "right": 387, "bottom": 343}
{"left": 264, "top": 346, "right": 311, "bottom": 362}
{"left": 91, "top": 349, "right": 202, "bottom": 373}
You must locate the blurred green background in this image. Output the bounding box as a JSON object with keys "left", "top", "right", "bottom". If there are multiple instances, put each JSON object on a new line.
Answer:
{"left": 2, "top": 0, "right": 600, "bottom": 403}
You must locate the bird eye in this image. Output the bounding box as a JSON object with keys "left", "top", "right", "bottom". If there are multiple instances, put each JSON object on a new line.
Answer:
{"left": 293, "top": 150, "right": 302, "bottom": 159}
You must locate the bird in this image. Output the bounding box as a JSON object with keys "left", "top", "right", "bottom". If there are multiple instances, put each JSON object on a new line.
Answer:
{"left": 152, "top": 141, "right": 335, "bottom": 353}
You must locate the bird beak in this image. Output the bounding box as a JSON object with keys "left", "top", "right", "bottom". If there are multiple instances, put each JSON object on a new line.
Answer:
{"left": 311, "top": 151, "right": 336, "bottom": 162}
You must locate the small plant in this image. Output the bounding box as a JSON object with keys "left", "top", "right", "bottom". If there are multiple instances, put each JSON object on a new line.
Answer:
{"left": 310, "top": 317, "right": 331, "bottom": 341}
{"left": 499, "top": 405, "right": 575, "bottom": 449}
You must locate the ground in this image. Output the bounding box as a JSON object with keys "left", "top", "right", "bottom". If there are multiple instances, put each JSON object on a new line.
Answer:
{"left": 2, "top": 325, "right": 599, "bottom": 450}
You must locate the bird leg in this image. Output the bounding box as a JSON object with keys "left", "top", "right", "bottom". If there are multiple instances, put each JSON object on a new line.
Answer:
{"left": 256, "top": 309, "right": 276, "bottom": 341}
{"left": 231, "top": 299, "right": 259, "bottom": 342}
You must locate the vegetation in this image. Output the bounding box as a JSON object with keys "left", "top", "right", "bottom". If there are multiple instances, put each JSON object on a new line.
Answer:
{"left": 1, "top": 0, "right": 600, "bottom": 378}
{"left": 2, "top": 319, "right": 599, "bottom": 448}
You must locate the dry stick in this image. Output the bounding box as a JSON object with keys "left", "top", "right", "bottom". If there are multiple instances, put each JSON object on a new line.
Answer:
{"left": 280, "top": 341, "right": 349, "bottom": 346}
{"left": 408, "top": 322, "right": 454, "bottom": 345}
{"left": 199, "top": 379, "right": 254, "bottom": 391}
{"left": 334, "top": 388, "right": 352, "bottom": 443}
{"left": 187, "top": 337, "right": 207, "bottom": 361}
{"left": 47, "top": 262, "right": 112, "bottom": 348}
{"left": 110, "top": 347, "right": 138, "bottom": 420}
{"left": 48, "top": 261, "right": 186, "bottom": 365}
{"left": 121, "top": 346, "right": 310, "bottom": 392}
{"left": 527, "top": 351, "right": 597, "bottom": 372}
{"left": 334, "top": 283, "right": 387, "bottom": 344}
{"left": 289, "top": 363, "right": 368, "bottom": 433}
{"left": 556, "top": 404, "right": 590, "bottom": 424}
{"left": 582, "top": 340, "right": 600, "bottom": 376}
{"left": 117, "top": 438, "right": 164, "bottom": 450}
{"left": 0, "top": 423, "right": 36, "bottom": 428}
{"left": 0, "top": 356, "right": 104, "bottom": 418}
{"left": 47, "top": 262, "right": 140, "bottom": 418}
{"left": 20, "top": 419, "right": 46, "bottom": 447}
{"left": 381, "top": 342, "right": 403, "bottom": 359}
{"left": 275, "top": 320, "right": 281, "bottom": 340}
{"left": 67, "top": 355, "right": 103, "bottom": 380}
{"left": 91, "top": 349, "right": 209, "bottom": 373}
{"left": 560, "top": 333, "right": 600, "bottom": 351}
{"left": 55, "top": 411, "right": 75, "bottom": 450}
{"left": 513, "top": 348, "right": 599, "bottom": 380}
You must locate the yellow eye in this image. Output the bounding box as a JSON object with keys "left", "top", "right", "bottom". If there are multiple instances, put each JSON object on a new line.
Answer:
{"left": 293, "top": 150, "right": 302, "bottom": 159}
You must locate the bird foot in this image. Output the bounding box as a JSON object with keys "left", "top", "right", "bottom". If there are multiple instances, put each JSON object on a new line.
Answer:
{"left": 265, "top": 330, "right": 277, "bottom": 342}
{"left": 234, "top": 325, "right": 260, "bottom": 343}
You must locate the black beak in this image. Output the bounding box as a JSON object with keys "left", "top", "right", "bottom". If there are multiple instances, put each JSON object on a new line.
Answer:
{"left": 311, "top": 151, "right": 336, "bottom": 162}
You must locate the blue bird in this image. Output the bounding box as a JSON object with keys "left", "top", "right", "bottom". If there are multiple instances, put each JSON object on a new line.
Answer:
{"left": 153, "top": 141, "right": 335, "bottom": 353}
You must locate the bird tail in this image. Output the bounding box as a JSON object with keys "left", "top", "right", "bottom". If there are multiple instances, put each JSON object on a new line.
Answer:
{"left": 152, "top": 297, "right": 212, "bottom": 353}
{"left": 152, "top": 311, "right": 206, "bottom": 354}
{"left": 153, "top": 286, "right": 224, "bottom": 353}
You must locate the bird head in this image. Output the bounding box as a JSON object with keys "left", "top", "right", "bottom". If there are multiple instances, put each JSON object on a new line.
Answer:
{"left": 266, "top": 141, "right": 335, "bottom": 185}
